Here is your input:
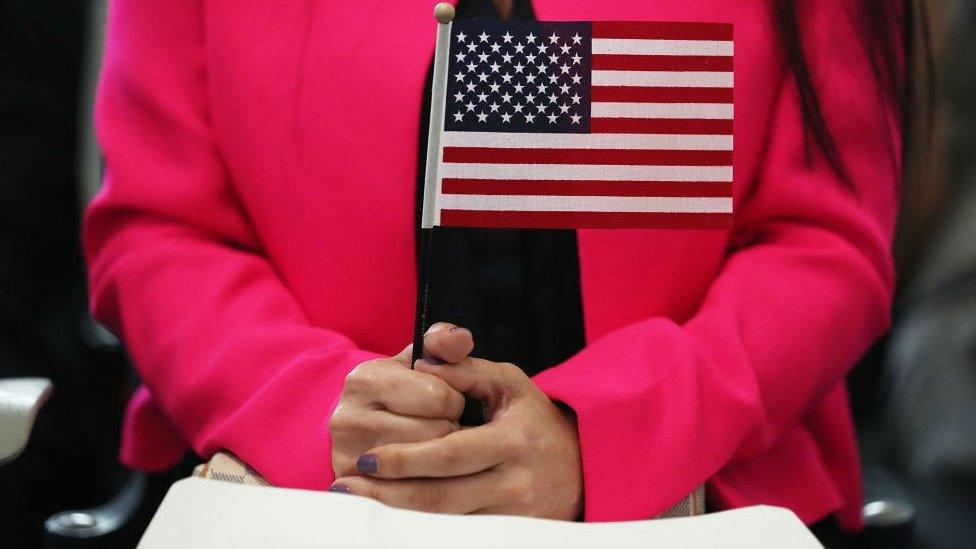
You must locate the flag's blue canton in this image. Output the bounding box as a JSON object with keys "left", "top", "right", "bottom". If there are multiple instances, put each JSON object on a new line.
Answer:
{"left": 444, "top": 20, "right": 591, "bottom": 134}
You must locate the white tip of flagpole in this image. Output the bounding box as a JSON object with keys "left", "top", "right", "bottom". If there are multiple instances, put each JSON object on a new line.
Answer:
{"left": 434, "top": 3, "right": 455, "bottom": 24}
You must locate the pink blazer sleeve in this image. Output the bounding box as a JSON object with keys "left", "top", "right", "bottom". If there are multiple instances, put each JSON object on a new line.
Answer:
{"left": 84, "top": 0, "right": 381, "bottom": 490}
{"left": 533, "top": 4, "right": 902, "bottom": 521}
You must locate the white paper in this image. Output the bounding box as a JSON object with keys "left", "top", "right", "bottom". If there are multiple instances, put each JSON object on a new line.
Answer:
{"left": 138, "top": 478, "right": 822, "bottom": 549}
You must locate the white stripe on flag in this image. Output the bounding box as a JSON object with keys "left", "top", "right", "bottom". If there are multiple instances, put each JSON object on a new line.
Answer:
{"left": 592, "top": 70, "right": 733, "bottom": 88}
{"left": 591, "top": 102, "right": 733, "bottom": 120}
{"left": 441, "top": 131, "right": 733, "bottom": 151}
{"left": 439, "top": 164, "right": 733, "bottom": 182}
{"left": 438, "top": 194, "right": 733, "bottom": 213}
{"left": 591, "top": 38, "right": 734, "bottom": 57}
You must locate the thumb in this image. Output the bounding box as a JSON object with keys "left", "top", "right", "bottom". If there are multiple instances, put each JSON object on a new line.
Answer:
{"left": 392, "top": 322, "right": 475, "bottom": 365}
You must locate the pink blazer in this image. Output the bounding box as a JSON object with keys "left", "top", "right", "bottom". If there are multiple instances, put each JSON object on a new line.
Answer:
{"left": 85, "top": 0, "right": 901, "bottom": 529}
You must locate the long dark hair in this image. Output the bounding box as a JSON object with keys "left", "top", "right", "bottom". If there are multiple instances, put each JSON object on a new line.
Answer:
{"left": 774, "top": 0, "right": 924, "bottom": 186}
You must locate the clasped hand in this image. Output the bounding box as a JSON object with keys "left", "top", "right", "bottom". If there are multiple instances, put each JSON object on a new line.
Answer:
{"left": 329, "top": 323, "right": 583, "bottom": 520}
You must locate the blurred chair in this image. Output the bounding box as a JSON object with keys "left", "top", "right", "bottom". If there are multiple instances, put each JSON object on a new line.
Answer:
{"left": 39, "top": 318, "right": 160, "bottom": 549}
{"left": 38, "top": 1, "right": 180, "bottom": 546}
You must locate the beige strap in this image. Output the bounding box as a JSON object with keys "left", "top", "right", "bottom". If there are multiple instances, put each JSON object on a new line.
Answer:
{"left": 194, "top": 452, "right": 269, "bottom": 486}
{"left": 657, "top": 486, "right": 706, "bottom": 518}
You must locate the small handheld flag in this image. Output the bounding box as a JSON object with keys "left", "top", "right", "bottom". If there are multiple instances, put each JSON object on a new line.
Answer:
{"left": 412, "top": 4, "right": 734, "bottom": 362}
{"left": 420, "top": 9, "right": 734, "bottom": 231}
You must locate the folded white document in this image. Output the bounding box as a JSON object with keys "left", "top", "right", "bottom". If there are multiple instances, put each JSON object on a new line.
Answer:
{"left": 138, "top": 477, "right": 822, "bottom": 548}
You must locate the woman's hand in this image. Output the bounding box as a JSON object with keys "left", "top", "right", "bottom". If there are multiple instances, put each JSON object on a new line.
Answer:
{"left": 329, "top": 323, "right": 474, "bottom": 478}
{"left": 331, "top": 357, "right": 584, "bottom": 520}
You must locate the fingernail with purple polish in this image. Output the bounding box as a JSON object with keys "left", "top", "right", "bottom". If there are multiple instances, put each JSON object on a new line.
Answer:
{"left": 419, "top": 357, "right": 444, "bottom": 366}
{"left": 329, "top": 483, "right": 352, "bottom": 494}
{"left": 356, "top": 454, "right": 378, "bottom": 474}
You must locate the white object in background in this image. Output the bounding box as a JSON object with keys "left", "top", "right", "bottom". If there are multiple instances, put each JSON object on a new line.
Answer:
{"left": 139, "top": 478, "right": 822, "bottom": 549}
{"left": 0, "top": 377, "right": 53, "bottom": 465}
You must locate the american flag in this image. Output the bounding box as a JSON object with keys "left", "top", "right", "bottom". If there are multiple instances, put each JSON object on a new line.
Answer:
{"left": 421, "top": 19, "right": 734, "bottom": 230}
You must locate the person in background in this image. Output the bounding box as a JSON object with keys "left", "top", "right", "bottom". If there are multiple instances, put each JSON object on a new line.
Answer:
{"left": 84, "top": 0, "right": 908, "bottom": 546}
{"left": 882, "top": 2, "right": 976, "bottom": 544}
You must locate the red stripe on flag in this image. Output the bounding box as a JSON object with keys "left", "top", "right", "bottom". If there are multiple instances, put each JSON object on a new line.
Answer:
{"left": 592, "top": 21, "right": 733, "bottom": 41}
{"left": 442, "top": 147, "right": 732, "bottom": 166}
{"left": 440, "top": 210, "right": 733, "bottom": 230}
{"left": 589, "top": 118, "right": 733, "bottom": 135}
{"left": 592, "top": 54, "right": 733, "bottom": 72}
{"left": 441, "top": 179, "right": 732, "bottom": 197}
{"left": 591, "top": 86, "right": 733, "bottom": 103}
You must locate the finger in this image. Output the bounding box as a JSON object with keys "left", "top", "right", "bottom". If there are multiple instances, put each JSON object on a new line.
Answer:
{"left": 343, "top": 360, "right": 465, "bottom": 419}
{"left": 415, "top": 357, "right": 526, "bottom": 406}
{"left": 392, "top": 322, "right": 455, "bottom": 362}
{"left": 421, "top": 323, "right": 474, "bottom": 364}
{"left": 331, "top": 410, "right": 459, "bottom": 477}
{"left": 393, "top": 322, "right": 474, "bottom": 365}
{"left": 330, "top": 409, "right": 459, "bottom": 447}
{"left": 330, "top": 471, "right": 500, "bottom": 515}
{"left": 356, "top": 423, "right": 510, "bottom": 479}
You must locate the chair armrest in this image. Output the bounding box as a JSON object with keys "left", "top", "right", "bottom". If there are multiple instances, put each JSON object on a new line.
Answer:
{"left": 0, "top": 377, "right": 53, "bottom": 465}
{"left": 44, "top": 473, "right": 149, "bottom": 547}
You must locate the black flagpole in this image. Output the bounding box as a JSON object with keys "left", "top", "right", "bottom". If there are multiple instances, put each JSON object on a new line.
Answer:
{"left": 411, "top": 227, "right": 434, "bottom": 366}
